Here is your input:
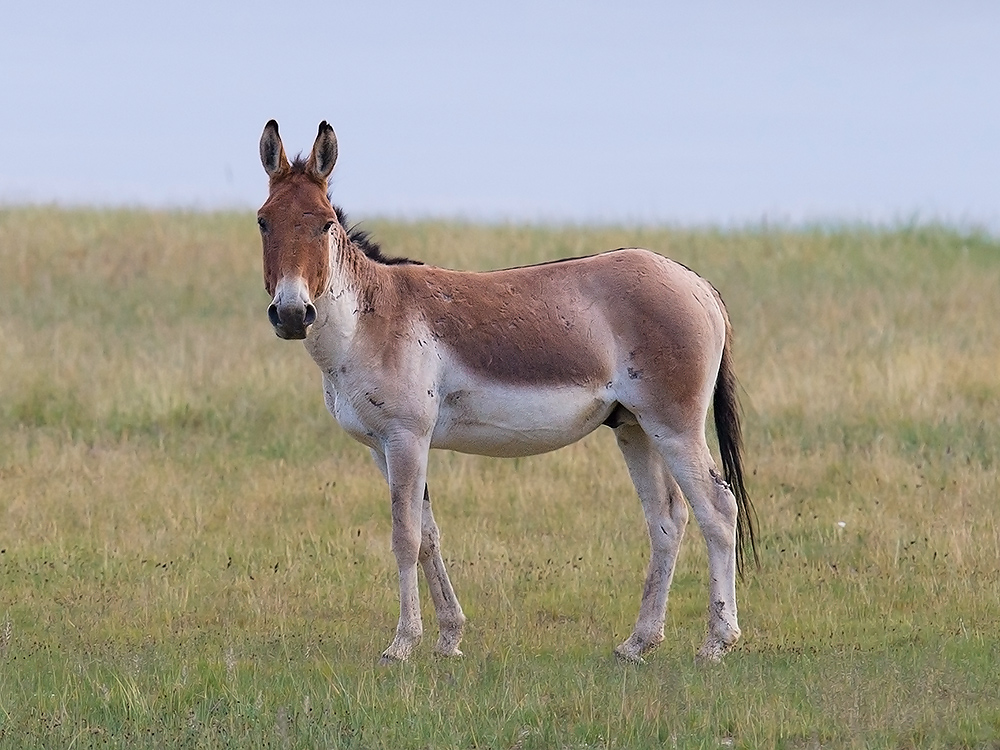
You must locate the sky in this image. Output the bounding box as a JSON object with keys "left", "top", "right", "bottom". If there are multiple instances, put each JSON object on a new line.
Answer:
{"left": 1, "top": 1, "right": 998, "bottom": 229}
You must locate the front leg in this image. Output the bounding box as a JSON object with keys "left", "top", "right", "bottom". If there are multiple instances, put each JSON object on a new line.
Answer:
{"left": 370, "top": 449, "right": 465, "bottom": 659}
{"left": 377, "top": 436, "right": 430, "bottom": 665}
{"left": 418, "top": 486, "right": 466, "bottom": 656}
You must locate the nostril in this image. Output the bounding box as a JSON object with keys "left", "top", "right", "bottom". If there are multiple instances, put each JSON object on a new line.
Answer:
{"left": 303, "top": 303, "right": 317, "bottom": 326}
{"left": 268, "top": 303, "right": 281, "bottom": 328}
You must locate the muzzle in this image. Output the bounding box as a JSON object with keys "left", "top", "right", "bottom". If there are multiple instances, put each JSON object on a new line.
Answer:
{"left": 269, "top": 277, "right": 316, "bottom": 340}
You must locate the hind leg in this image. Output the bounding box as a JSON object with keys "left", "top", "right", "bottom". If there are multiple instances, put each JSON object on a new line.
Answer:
{"left": 639, "top": 427, "right": 741, "bottom": 661}
{"left": 613, "top": 424, "right": 690, "bottom": 663}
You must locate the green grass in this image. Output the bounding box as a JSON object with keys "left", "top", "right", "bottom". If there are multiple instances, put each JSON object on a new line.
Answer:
{"left": 1, "top": 207, "right": 999, "bottom": 748}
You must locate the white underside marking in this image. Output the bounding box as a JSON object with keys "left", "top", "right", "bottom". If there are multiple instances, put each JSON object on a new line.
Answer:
{"left": 431, "top": 374, "right": 615, "bottom": 457}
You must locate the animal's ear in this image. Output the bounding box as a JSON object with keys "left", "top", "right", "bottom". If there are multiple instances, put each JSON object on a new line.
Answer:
{"left": 307, "top": 121, "right": 338, "bottom": 181}
{"left": 260, "top": 120, "right": 290, "bottom": 178}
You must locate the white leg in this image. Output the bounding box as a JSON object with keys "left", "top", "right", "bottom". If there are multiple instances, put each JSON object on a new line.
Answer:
{"left": 369, "top": 448, "right": 465, "bottom": 661}
{"left": 613, "top": 425, "right": 689, "bottom": 663}
{"left": 651, "top": 430, "right": 741, "bottom": 662}
{"left": 375, "top": 439, "right": 429, "bottom": 664}
{"left": 418, "top": 486, "right": 466, "bottom": 656}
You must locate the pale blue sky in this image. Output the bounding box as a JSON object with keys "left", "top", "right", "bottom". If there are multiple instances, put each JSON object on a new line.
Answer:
{"left": 1, "top": 1, "right": 997, "bottom": 228}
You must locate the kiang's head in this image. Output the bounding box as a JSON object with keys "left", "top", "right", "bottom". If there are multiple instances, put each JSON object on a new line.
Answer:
{"left": 257, "top": 120, "right": 340, "bottom": 339}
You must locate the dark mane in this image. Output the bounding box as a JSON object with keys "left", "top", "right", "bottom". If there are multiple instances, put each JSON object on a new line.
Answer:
{"left": 288, "top": 155, "right": 322, "bottom": 185}
{"left": 333, "top": 204, "right": 422, "bottom": 266}
{"left": 285, "top": 154, "right": 420, "bottom": 265}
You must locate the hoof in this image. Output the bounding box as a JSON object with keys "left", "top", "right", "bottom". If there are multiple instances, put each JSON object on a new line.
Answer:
{"left": 433, "top": 638, "right": 463, "bottom": 658}
{"left": 613, "top": 647, "right": 646, "bottom": 665}
{"left": 377, "top": 652, "right": 404, "bottom": 667}
{"left": 434, "top": 627, "right": 464, "bottom": 658}
{"left": 378, "top": 632, "right": 421, "bottom": 665}
{"left": 698, "top": 608, "right": 741, "bottom": 663}
{"left": 614, "top": 632, "right": 663, "bottom": 664}
{"left": 696, "top": 634, "right": 739, "bottom": 663}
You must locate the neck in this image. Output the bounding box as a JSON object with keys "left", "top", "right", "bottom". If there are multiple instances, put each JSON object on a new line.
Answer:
{"left": 304, "top": 227, "right": 380, "bottom": 367}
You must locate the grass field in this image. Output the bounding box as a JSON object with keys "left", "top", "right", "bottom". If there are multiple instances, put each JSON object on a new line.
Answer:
{"left": 1, "top": 207, "right": 999, "bottom": 748}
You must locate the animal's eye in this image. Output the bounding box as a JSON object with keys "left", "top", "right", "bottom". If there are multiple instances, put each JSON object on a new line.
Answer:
{"left": 257, "top": 216, "right": 268, "bottom": 233}
{"left": 323, "top": 220, "right": 335, "bottom": 233}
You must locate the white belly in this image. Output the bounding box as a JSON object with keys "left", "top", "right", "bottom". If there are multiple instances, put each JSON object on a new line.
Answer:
{"left": 431, "top": 381, "right": 615, "bottom": 457}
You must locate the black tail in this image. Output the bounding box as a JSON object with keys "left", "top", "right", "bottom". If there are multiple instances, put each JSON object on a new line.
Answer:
{"left": 713, "top": 311, "right": 759, "bottom": 578}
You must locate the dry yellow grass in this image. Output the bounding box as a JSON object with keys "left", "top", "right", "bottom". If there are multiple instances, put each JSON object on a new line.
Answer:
{"left": 1, "top": 207, "right": 998, "bottom": 748}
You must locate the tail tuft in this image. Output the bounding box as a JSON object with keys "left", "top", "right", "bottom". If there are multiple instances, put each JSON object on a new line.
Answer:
{"left": 713, "top": 313, "right": 759, "bottom": 578}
